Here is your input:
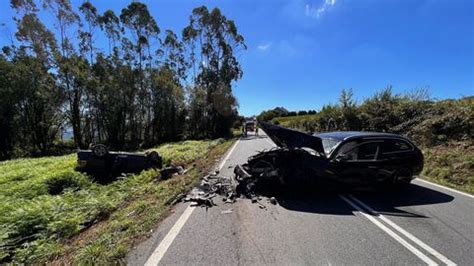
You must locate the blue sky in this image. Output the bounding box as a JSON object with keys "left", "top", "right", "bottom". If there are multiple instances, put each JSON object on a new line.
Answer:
{"left": 1, "top": 0, "right": 473, "bottom": 116}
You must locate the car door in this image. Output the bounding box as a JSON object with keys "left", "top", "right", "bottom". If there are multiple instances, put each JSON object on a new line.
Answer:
{"left": 377, "top": 138, "right": 416, "bottom": 182}
{"left": 328, "top": 140, "right": 383, "bottom": 185}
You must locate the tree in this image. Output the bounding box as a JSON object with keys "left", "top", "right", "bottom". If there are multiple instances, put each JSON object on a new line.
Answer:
{"left": 98, "top": 10, "right": 120, "bottom": 54}
{"left": 13, "top": 53, "right": 64, "bottom": 155}
{"left": 339, "top": 88, "right": 360, "bottom": 130}
{"left": 183, "top": 6, "right": 246, "bottom": 138}
{"left": 0, "top": 55, "right": 18, "bottom": 159}
{"left": 360, "top": 86, "right": 399, "bottom": 132}
{"left": 79, "top": 1, "right": 99, "bottom": 64}
{"left": 297, "top": 110, "right": 308, "bottom": 116}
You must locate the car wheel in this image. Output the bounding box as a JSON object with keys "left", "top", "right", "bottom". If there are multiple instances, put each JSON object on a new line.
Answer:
{"left": 147, "top": 151, "right": 163, "bottom": 168}
{"left": 92, "top": 144, "right": 109, "bottom": 158}
{"left": 391, "top": 168, "right": 413, "bottom": 190}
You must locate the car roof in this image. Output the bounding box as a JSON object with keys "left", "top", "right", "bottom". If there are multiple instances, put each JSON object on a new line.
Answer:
{"left": 314, "top": 131, "right": 404, "bottom": 141}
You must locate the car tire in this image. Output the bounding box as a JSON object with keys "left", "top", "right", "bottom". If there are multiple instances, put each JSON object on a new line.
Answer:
{"left": 147, "top": 151, "right": 163, "bottom": 168}
{"left": 92, "top": 144, "right": 109, "bottom": 158}
{"left": 390, "top": 168, "right": 413, "bottom": 190}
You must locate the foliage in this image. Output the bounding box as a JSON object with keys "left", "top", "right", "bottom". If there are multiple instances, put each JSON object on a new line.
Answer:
{"left": 0, "top": 1, "right": 245, "bottom": 160}
{"left": 271, "top": 88, "right": 473, "bottom": 146}
{"left": 183, "top": 6, "right": 246, "bottom": 138}
{"left": 0, "top": 138, "right": 231, "bottom": 263}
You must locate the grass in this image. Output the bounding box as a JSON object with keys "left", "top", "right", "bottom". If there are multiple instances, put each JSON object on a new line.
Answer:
{"left": 421, "top": 141, "right": 474, "bottom": 194}
{"left": 0, "top": 138, "right": 235, "bottom": 264}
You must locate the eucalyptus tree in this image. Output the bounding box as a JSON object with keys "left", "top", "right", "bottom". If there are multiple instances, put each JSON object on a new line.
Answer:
{"left": 78, "top": 1, "right": 99, "bottom": 64}
{"left": 98, "top": 10, "right": 121, "bottom": 55}
{"left": 183, "top": 6, "right": 246, "bottom": 138}
{"left": 120, "top": 2, "right": 160, "bottom": 144}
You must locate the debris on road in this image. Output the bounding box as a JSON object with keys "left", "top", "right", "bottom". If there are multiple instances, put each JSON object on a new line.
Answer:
{"left": 160, "top": 165, "right": 185, "bottom": 180}
{"left": 221, "top": 208, "right": 233, "bottom": 214}
{"left": 182, "top": 173, "right": 236, "bottom": 209}
{"left": 269, "top": 197, "right": 277, "bottom": 205}
{"left": 179, "top": 169, "right": 277, "bottom": 209}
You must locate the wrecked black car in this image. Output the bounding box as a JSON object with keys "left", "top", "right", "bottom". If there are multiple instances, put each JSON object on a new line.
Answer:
{"left": 235, "top": 122, "right": 424, "bottom": 191}
{"left": 77, "top": 144, "right": 163, "bottom": 177}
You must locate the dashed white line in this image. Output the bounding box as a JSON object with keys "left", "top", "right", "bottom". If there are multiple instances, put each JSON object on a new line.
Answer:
{"left": 144, "top": 138, "right": 241, "bottom": 266}
{"left": 339, "top": 194, "right": 439, "bottom": 266}
{"left": 347, "top": 194, "right": 456, "bottom": 266}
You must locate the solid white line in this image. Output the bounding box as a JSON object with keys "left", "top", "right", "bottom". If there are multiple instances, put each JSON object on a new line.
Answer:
{"left": 218, "top": 138, "right": 241, "bottom": 170}
{"left": 144, "top": 138, "right": 241, "bottom": 266}
{"left": 263, "top": 137, "right": 275, "bottom": 147}
{"left": 339, "top": 195, "right": 438, "bottom": 266}
{"left": 348, "top": 194, "right": 457, "bottom": 266}
{"left": 144, "top": 205, "right": 194, "bottom": 266}
{"left": 416, "top": 178, "right": 474, "bottom": 199}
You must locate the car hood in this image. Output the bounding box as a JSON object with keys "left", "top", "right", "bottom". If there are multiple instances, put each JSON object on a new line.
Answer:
{"left": 259, "top": 122, "right": 326, "bottom": 157}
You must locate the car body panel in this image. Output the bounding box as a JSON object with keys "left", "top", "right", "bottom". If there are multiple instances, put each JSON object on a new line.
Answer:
{"left": 259, "top": 121, "right": 325, "bottom": 156}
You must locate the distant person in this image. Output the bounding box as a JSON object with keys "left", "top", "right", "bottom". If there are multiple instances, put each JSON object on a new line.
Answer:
{"left": 255, "top": 126, "right": 259, "bottom": 136}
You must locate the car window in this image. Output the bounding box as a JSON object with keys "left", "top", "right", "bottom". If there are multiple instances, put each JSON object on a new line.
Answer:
{"left": 339, "top": 141, "right": 380, "bottom": 161}
{"left": 321, "top": 137, "right": 341, "bottom": 155}
{"left": 382, "top": 139, "right": 413, "bottom": 154}
{"left": 337, "top": 141, "right": 358, "bottom": 157}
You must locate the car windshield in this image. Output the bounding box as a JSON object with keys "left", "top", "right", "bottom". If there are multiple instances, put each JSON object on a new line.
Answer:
{"left": 321, "top": 137, "right": 341, "bottom": 155}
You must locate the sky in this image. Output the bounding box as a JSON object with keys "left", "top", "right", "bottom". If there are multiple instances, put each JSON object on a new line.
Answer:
{"left": 1, "top": 0, "right": 473, "bottom": 116}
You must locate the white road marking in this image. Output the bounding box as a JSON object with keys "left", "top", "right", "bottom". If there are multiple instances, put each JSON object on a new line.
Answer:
{"left": 416, "top": 178, "right": 474, "bottom": 199}
{"left": 339, "top": 194, "right": 439, "bottom": 266}
{"left": 218, "top": 138, "right": 241, "bottom": 170}
{"left": 263, "top": 136, "right": 275, "bottom": 146}
{"left": 347, "top": 194, "right": 456, "bottom": 266}
{"left": 144, "top": 138, "right": 241, "bottom": 266}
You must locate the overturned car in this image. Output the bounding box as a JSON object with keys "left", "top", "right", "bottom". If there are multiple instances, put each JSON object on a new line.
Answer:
{"left": 77, "top": 144, "right": 163, "bottom": 177}
{"left": 235, "top": 122, "right": 424, "bottom": 191}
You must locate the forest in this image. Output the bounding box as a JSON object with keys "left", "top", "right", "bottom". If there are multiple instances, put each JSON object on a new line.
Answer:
{"left": 0, "top": 0, "right": 245, "bottom": 160}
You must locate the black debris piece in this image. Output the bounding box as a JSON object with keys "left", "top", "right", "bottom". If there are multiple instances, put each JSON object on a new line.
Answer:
{"left": 160, "top": 166, "right": 185, "bottom": 180}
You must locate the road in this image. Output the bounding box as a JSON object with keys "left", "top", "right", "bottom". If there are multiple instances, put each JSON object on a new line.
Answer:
{"left": 128, "top": 132, "right": 474, "bottom": 266}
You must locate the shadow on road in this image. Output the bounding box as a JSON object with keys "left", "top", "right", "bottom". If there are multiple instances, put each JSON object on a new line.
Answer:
{"left": 265, "top": 183, "right": 454, "bottom": 217}
{"left": 239, "top": 134, "right": 269, "bottom": 141}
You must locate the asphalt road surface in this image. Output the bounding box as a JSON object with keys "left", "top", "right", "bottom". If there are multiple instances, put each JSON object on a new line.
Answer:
{"left": 128, "top": 132, "right": 474, "bottom": 266}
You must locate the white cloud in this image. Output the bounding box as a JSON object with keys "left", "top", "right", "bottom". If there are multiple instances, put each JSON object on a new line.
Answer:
{"left": 305, "top": 0, "right": 337, "bottom": 18}
{"left": 257, "top": 43, "right": 271, "bottom": 51}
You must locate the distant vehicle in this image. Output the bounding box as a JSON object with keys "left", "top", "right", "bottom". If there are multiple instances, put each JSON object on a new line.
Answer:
{"left": 235, "top": 122, "right": 424, "bottom": 189}
{"left": 245, "top": 121, "right": 256, "bottom": 132}
{"left": 77, "top": 144, "right": 163, "bottom": 177}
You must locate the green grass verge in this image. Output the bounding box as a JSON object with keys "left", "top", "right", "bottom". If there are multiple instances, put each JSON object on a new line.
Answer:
{"left": 0, "top": 138, "right": 235, "bottom": 263}
{"left": 421, "top": 141, "right": 474, "bottom": 195}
